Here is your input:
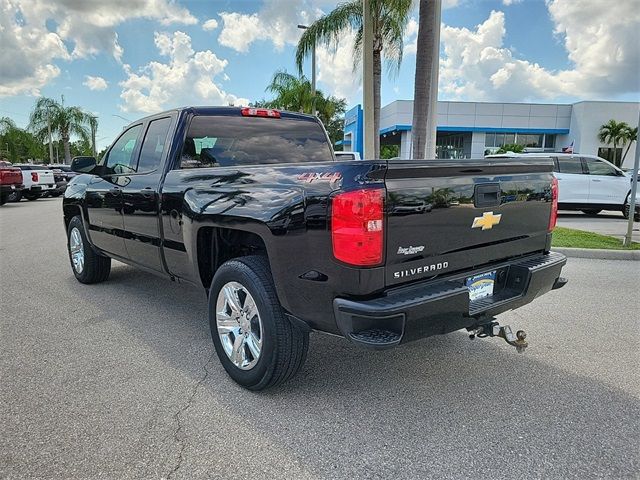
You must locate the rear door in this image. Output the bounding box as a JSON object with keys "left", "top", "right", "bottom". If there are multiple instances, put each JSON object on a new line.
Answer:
{"left": 554, "top": 156, "right": 589, "bottom": 204}
{"left": 384, "top": 158, "right": 554, "bottom": 286}
{"left": 85, "top": 124, "right": 142, "bottom": 257}
{"left": 120, "top": 116, "right": 173, "bottom": 272}
{"left": 583, "top": 157, "right": 628, "bottom": 206}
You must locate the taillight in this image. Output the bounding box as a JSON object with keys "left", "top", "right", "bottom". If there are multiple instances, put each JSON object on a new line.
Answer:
{"left": 331, "top": 188, "right": 384, "bottom": 266}
{"left": 31, "top": 172, "right": 38, "bottom": 182}
{"left": 549, "top": 176, "right": 558, "bottom": 231}
{"left": 241, "top": 107, "right": 280, "bottom": 118}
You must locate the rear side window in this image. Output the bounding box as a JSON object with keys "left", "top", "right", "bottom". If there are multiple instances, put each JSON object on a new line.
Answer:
{"left": 179, "top": 115, "right": 333, "bottom": 168}
{"left": 138, "top": 117, "right": 172, "bottom": 173}
{"left": 557, "top": 157, "right": 583, "bottom": 174}
{"left": 584, "top": 158, "right": 618, "bottom": 176}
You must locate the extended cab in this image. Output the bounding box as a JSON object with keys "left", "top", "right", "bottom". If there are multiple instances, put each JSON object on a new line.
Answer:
{"left": 63, "top": 107, "right": 567, "bottom": 390}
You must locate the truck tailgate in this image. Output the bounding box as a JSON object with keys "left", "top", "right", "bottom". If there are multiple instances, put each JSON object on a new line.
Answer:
{"left": 384, "top": 158, "right": 554, "bottom": 286}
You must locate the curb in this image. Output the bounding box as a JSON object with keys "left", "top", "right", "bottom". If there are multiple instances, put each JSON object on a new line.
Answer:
{"left": 553, "top": 247, "right": 640, "bottom": 261}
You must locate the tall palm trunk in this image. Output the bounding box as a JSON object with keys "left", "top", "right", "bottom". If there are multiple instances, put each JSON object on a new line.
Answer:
{"left": 373, "top": 47, "right": 382, "bottom": 159}
{"left": 62, "top": 130, "right": 71, "bottom": 165}
{"left": 411, "top": 0, "right": 435, "bottom": 160}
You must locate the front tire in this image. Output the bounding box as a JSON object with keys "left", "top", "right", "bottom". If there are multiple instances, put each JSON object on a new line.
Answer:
{"left": 623, "top": 197, "right": 640, "bottom": 222}
{"left": 209, "top": 256, "right": 308, "bottom": 391}
{"left": 67, "top": 216, "right": 111, "bottom": 284}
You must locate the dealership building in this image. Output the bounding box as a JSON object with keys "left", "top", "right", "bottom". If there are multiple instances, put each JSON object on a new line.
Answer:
{"left": 339, "top": 100, "right": 639, "bottom": 168}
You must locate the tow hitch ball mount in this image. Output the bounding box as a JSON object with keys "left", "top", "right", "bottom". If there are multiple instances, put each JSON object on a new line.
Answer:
{"left": 467, "top": 320, "right": 528, "bottom": 353}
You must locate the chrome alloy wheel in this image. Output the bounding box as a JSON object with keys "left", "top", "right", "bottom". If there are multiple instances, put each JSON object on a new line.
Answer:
{"left": 69, "top": 227, "right": 85, "bottom": 274}
{"left": 216, "top": 281, "right": 263, "bottom": 370}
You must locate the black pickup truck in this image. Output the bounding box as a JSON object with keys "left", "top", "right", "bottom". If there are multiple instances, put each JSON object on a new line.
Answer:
{"left": 63, "top": 107, "right": 567, "bottom": 390}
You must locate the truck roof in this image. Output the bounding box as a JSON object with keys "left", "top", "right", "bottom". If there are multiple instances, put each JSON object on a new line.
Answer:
{"left": 127, "top": 106, "right": 318, "bottom": 127}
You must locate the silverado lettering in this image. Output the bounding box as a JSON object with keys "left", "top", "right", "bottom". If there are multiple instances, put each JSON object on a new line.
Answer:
{"left": 393, "top": 262, "right": 449, "bottom": 279}
{"left": 62, "top": 106, "right": 567, "bottom": 391}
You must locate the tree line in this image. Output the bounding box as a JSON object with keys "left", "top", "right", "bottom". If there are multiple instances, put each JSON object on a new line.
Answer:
{"left": 0, "top": 96, "right": 97, "bottom": 164}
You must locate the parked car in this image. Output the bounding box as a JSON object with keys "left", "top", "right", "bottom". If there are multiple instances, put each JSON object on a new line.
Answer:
{"left": 487, "top": 153, "right": 640, "bottom": 221}
{"left": 63, "top": 106, "right": 566, "bottom": 390}
{"left": 0, "top": 161, "right": 24, "bottom": 205}
{"left": 48, "top": 168, "right": 69, "bottom": 197}
{"left": 47, "top": 164, "right": 77, "bottom": 181}
{"left": 15, "top": 165, "right": 56, "bottom": 200}
{"left": 334, "top": 151, "right": 361, "bottom": 161}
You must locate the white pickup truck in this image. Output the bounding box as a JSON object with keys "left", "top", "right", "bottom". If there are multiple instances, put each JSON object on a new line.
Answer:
{"left": 15, "top": 165, "right": 56, "bottom": 201}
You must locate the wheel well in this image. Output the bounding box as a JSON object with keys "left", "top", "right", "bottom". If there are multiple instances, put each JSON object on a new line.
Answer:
{"left": 63, "top": 204, "right": 82, "bottom": 230}
{"left": 197, "top": 227, "right": 267, "bottom": 288}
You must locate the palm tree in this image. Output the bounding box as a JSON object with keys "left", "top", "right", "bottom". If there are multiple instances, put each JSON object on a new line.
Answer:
{"left": 264, "top": 70, "right": 347, "bottom": 146}
{"left": 88, "top": 115, "right": 99, "bottom": 157}
{"left": 29, "top": 97, "right": 91, "bottom": 164}
{"left": 621, "top": 125, "right": 638, "bottom": 165}
{"left": 411, "top": 0, "right": 438, "bottom": 159}
{"left": 295, "top": 0, "right": 413, "bottom": 159}
{"left": 598, "top": 119, "right": 630, "bottom": 167}
{"left": 266, "top": 71, "right": 316, "bottom": 113}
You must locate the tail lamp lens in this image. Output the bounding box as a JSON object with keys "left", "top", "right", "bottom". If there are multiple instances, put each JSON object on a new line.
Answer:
{"left": 31, "top": 172, "right": 38, "bottom": 182}
{"left": 331, "top": 188, "right": 384, "bottom": 266}
{"left": 549, "top": 176, "right": 559, "bottom": 231}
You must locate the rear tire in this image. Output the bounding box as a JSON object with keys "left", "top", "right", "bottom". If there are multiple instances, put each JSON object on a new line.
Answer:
{"left": 67, "top": 215, "right": 111, "bottom": 284}
{"left": 7, "top": 191, "right": 21, "bottom": 202}
{"left": 0, "top": 196, "right": 6, "bottom": 206}
{"left": 208, "top": 255, "right": 309, "bottom": 391}
{"left": 581, "top": 209, "right": 602, "bottom": 216}
{"left": 24, "top": 192, "right": 40, "bottom": 201}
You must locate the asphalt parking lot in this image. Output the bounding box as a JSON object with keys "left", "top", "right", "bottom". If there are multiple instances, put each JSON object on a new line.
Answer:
{"left": 1, "top": 198, "right": 639, "bottom": 479}
{"left": 558, "top": 210, "right": 640, "bottom": 242}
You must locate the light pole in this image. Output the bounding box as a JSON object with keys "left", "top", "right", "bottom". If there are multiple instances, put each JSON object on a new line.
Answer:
{"left": 362, "top": 0, "right": 375, "bottom": 160}
{"left": 624, "top": 110, "right": 640, "bottom": 247}
{"left": 297, "top": 24, "right": 316, "bottom": 115}
{"left": 112, "top": 114, "right": 131, "bottom": 123}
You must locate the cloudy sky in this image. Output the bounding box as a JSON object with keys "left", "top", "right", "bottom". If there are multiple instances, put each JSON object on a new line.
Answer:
{"left": 0, "top": 0, "right": 638, "bottom": 149}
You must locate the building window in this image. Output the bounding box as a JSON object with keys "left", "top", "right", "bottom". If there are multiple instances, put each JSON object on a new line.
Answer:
{"left": 485, "top": 132, "right": 556, "bottom": 150}
{"left": 516, "top": 134, "right": 543, "bottom": 148}
{"left": 544, "top": 134, "right": 556, "bottom": 149}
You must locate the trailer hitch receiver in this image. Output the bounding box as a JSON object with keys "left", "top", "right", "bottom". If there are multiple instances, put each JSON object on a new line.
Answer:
{"left": 467, "top": 320, "right": 528, "bottom": 353}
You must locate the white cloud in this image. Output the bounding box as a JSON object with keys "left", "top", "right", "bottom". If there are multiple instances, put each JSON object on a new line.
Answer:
{"left": 0, "top": 0, "right": 197, "bottom": 96}
{"left": 83, "top": 75, "right": 108, "bottom": 91}
{"left": 501, "top": 0, "right": 522, "bottom": 5}
{"left": 119, "top": 31, "right": 249, "bottom": 114}
{"left": 316, "top": 30, "right": 361, "bottom": 101}
{"left": 404, "top": 2, "right": 639, "bottom": 102}
{"left": 218, "top": 0, "right": 321, "bottom": 53}
{"left": 0, "top": 0, "right": 69, "bottom": 96}
{"left": 202, "top": 18, "right": 219, "bottom": 31}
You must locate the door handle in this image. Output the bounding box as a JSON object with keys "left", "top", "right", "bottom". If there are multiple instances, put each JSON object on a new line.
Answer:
{"left": 142, "top": 187, "right": 155, "bottom": 199}
{"left": 108, "top": 187, "right": 121, "bottom": 194}
{"left": 591, "top": 179, "right": 602, "bottom": 182}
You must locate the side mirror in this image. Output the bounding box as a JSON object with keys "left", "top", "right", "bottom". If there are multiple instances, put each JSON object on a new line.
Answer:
{"left": 71, "top": 156, "right": 97, "bottom": 174}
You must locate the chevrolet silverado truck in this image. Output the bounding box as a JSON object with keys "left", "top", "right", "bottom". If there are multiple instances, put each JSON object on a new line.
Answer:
{"left": 63, "top": 107, "right": 567, "bottom": 390}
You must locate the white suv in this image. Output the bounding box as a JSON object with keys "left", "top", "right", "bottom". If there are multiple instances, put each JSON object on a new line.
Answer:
{"left": 488, "top": 153, "right": 639, "bottom": 220}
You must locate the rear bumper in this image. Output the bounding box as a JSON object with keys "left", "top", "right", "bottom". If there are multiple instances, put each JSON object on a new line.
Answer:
{"left": 333, "top": 252, "right": 567, "bottom": 349}
{"left": 0, "top": 184, "right": 23, "bottom": 194}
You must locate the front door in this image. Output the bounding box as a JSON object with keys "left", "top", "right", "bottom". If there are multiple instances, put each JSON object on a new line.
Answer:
{"left": 84, "top": 124, "right": 143, "bottom": 257}
{"left": 121, "top": 116, "right": 173, "bottom": 272}
{"left": 583, "top": 157, "right": 629, "bottom": 206}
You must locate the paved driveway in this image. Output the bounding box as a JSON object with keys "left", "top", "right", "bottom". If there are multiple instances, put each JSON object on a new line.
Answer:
{"left": 1, "top": 198, "right": 639, "bottom": 479}
{"left": 558, "top": 210, "right": 640, "bottom": 242}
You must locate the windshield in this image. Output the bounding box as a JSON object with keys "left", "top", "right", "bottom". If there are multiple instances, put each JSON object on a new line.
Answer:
{"left": 179, "top": 115, "right": 333, "bottom": 168}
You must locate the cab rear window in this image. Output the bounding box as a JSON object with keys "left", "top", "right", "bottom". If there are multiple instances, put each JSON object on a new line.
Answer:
{"left": 179, "top": 115, "right": 333, "bottom": 168}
